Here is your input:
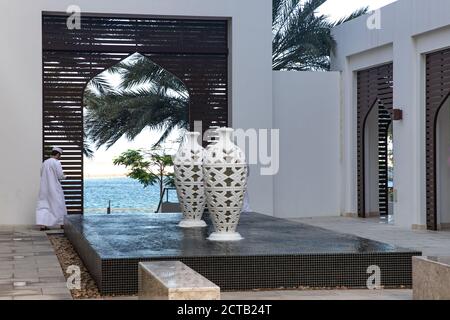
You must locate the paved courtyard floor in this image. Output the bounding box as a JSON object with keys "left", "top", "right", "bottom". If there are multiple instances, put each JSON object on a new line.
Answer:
{"left": 0, "top": 226, "right": 72, "bottom": 300}
{"left": 3, "top": 215, "right": 449, "bottom": 300}
{"left": 290, "top": 216, "right": 450, "bottom": 256}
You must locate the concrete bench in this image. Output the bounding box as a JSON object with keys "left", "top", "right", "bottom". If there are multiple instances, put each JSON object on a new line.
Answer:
{"left": 138, "top": 261, "right": 220, "bottom": 300}
{"left": 413, "top": 256, "right": 450, "bottom": 300}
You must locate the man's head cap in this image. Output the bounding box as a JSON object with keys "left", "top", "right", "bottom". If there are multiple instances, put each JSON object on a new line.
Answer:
{"left": 52, "top": 147, "right": 63, "bottom": 155}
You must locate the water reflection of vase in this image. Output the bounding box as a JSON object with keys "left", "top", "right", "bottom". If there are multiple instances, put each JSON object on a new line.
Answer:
{"left": 173, "top": 132, "right": 207, "bottom": 228}
{"left": 204, "top": 128, "right": 247, "bottom": 241}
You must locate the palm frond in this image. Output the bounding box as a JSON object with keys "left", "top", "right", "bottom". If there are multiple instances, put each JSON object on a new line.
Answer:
{"left": 333, "top": 7, "right": 369, "bottom": 26}
{"left": 272, "top": 0, "right": 367, "bottom": 71}
{"left": 87, "top": 74, "right": 114, "bottom": 95}
{"left": 83, "top": 53, "right": 189, "bottom": 150}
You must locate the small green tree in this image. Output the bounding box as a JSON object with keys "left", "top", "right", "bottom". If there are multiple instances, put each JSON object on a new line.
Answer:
{"left": 113, "top": 148, "right": 175, "bottom": 198}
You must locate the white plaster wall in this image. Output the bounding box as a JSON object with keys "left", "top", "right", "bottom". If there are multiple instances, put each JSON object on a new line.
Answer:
{"left": 331, "top": 0, "right": 450, "bottom": 228}
{"left": 0, "top": 0, "right": 273, "bottom": 224}
{"left": 273, "top": 71, "right": 341, "bottom": 219}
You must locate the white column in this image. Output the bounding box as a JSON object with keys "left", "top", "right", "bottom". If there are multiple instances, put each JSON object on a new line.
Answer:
{"left": 392, "top": 36, "right": 423, "bottom": 228}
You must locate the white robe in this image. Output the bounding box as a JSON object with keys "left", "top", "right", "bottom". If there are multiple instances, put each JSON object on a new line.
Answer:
{"left": 36, "top": 158, "right": 67, "bottom": 226}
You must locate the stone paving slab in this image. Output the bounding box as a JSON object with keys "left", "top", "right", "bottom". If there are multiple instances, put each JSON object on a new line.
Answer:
{"left": 13, "top": 294, "right": 72, "bottom": 300}
{"left": 222, "top": 289, "right": 412, "bottom": 300}
{"left": 0, "top": 226, "right": 72, "bottom": 300}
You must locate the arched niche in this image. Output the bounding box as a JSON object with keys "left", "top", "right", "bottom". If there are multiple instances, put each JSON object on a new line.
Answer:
{"left": 426, "top": 48, "right": 450, "bottom": 230}
{"left": 42, "top": 13, "right": 229, "bottom": 214}
{"left": 357, "top": 63, "right": 394, "bottom": 218}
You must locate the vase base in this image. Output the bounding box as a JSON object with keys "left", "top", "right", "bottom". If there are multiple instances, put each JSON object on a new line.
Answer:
{"left": 207, "top": 232, "right": 244, "bottom": 242}
{"left": 178, "top": 219, "right": 207, "bottom": 228}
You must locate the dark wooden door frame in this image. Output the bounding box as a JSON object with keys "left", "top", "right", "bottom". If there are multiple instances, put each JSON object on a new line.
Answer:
{"left": 357, "top": 63, "right": 394, "bottom": 218}
{"left": 425, "top": 48, "right": 450, "bottom": 231}
{"left": 42, "top": 12, "right": 229, "bottom": 214}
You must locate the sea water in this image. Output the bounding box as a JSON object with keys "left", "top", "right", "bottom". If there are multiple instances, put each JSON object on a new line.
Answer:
{"left": 84, "top": 177, "right": 177, "bottom": 214}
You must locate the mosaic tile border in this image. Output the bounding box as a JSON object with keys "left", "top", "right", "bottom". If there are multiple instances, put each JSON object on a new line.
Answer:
{"left": 65, "top": 216, "right": 421, "bottom": 295}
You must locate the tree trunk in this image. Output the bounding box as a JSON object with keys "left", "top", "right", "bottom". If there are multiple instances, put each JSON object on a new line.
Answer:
{"left": 159, "top": 165, "right": 164, "bottom": 199}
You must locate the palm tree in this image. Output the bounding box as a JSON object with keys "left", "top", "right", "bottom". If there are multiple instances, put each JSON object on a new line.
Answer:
{"left": 84, "top": 53, "right": 189, "bottom": 150}
{"left": 84, "top": 1, "right": 368, "bottom": 151}
{"left": 273, "top": 0, "right": 368, "bottom": 71}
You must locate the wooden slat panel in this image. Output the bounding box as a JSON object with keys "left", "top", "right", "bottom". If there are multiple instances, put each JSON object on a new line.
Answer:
{"left": 357, "top": 63, "right": 393, "bottom": 218}
{"left": 378, "top": 108, "right": 392, "bottom": 218}
{"left": 42, "top": 15, "right": 228, "bottom": 55}
{"left": 43, "top": 13, "right": 229, "bottom": 214}
{"left": 425, "top": 48, "right": 450, "bottom": 230}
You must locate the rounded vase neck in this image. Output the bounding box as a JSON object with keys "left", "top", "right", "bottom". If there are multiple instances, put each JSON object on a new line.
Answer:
{"left": 217, "top": 128, "right": 234, "bottom": 144}
{"left": 185, "top": 132, "right": 201, "bottom": 146}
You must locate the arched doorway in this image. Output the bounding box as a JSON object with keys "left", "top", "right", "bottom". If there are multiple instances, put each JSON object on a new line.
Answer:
{"left": 425, "top": 48, "right": 450, "bottom": 230}
{"left": 42, "top": 12, "right": 229, "bottom": 214}
{"left": 435, "top": 96, "right": 450, "bottom": 230}
{"left": 363, "top": 100, "right": 394, "bottom": 220}
{"left": 424, "top": 48, "right": 450, "bottom": 230}
{"left": 357, "top": 63, "right": 394, "bottom": 219}
{"left": 82, "top": 53, "right": 189, "bottom": 214}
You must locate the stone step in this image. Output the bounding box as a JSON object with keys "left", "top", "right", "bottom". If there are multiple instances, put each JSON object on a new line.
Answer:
{"left": 138, "top": 261, "right": 220, "bottom": 300}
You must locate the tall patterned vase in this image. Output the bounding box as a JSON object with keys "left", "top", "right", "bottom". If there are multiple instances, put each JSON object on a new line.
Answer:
{"left": 204, "top": 128, "right": 247, "bottom": 241}
{"left": 173, "top": 132, "right": 207, "bottom": 228}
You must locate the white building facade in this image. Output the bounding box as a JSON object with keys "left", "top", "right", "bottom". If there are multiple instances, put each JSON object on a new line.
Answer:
{"left": 0, "top": 0, "right": 274, "bottom": 225}
{"left": 3, "top": 0, "right": 450, "bottom": 231}
{"left": 332, "top": 0, "right": 450, "bottom": 230}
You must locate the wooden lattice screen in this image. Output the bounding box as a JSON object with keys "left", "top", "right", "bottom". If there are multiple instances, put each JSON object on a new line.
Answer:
{"left": 42, "top": 12, "right": 229, "bottom": 214}
{"left": 378, "top": 106, "right": 392, "bottom": 217}
{"left": 357, "top": 63, "right": 393, "bottom": 218}
{"left": 425, "top": 48, "right": 450, "bottom": 231}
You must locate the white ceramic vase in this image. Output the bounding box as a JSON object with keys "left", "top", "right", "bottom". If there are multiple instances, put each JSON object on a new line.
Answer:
{"left": 173, "top": 132, "right": 207, "bottom": 228}
{"left": 204, "top": 128, "right": 247, "bottom": 241}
